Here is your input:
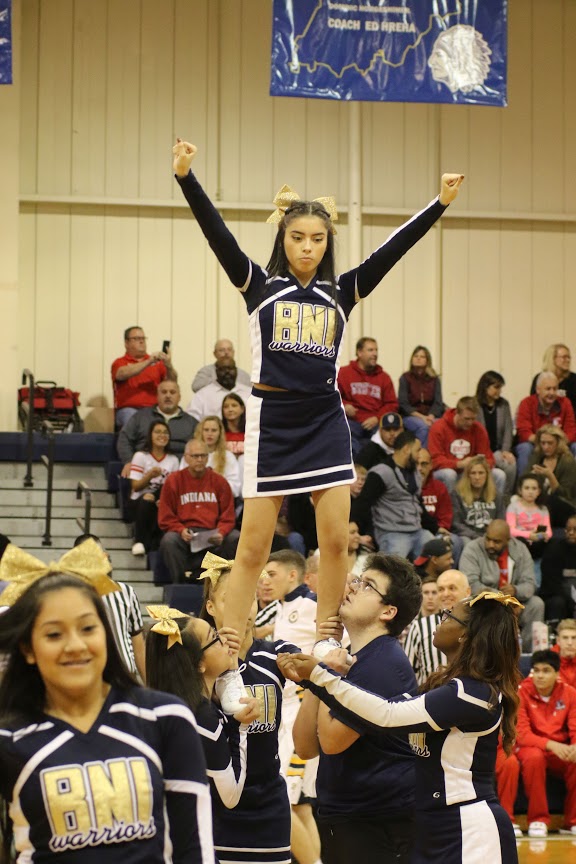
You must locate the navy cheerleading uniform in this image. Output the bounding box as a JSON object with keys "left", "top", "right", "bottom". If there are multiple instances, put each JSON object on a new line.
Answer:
{"left": 0, "top": 687, "right": 213, "bottom": 863}
{"left": 305, "top": 668, "right": 517, "bottom": 864}
{"left": 177, "top": 171, "right": 448, "bottom": 497}
{"left": 212, "top": 638, "right": 299, "bottom": 864}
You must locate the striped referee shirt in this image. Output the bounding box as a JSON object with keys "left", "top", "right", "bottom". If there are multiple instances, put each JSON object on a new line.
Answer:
{"left": 102, "top": 580, "right": 143, "bottom": 676}
{"left": 403, "top": 612, "right": 446, "bottom": 685}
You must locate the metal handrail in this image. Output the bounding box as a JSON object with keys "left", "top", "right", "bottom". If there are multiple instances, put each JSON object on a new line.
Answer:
{"left": 76, "top": 481, "right": 92, "bottom": 535}
{"left": 40, "top": 421, "right": 55, "bottom": 546}
{"left": 21, "top": 368, "right": 35, "bottom": 487}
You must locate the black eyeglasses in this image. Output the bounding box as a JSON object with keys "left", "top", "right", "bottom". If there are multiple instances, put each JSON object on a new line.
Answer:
{"left": 350, "top": 576, "right": 389, "bottom": 603}
{"left": 439, "top": 609, "right": 468, "bottom": 628}
{"left": 201, "top": 630, "right": 223, "bottom": 652}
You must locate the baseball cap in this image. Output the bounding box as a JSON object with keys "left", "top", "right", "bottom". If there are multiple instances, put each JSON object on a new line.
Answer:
{"left": 414, "top": 537, "right": 451, "bottom": 567}
{"left": 380, "top": 412, "right": 402, "bottom": 430}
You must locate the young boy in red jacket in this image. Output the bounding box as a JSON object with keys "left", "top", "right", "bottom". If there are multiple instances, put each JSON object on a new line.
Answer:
{"left": 516, "top": 649, "right": 576, "bottom": 838}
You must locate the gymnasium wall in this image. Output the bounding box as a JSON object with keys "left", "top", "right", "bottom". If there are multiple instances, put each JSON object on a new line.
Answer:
{"left": 4, "top": 0, "right": 576, "bottom": 431}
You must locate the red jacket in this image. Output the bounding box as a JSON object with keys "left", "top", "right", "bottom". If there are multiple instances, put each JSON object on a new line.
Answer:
{"left": 516, "top": 394, "right": 576, "bottom": 444}
{"left": 421, "top": 475, "right": 453, "bottom": 531}
{"left": 111, "top": 352, "right": 167, "bottom": 409}
{"left": 158, "top": 468, "right": 235, "bottom": 537}
{"left": 551, "top": 644, "right": 576, "bottom": 689}
{"left": 516, "top": 677, "right": 576, "bottom": 750}
{"left": 428, "top": 409, "right": 495, "bottom": 471}
{"left": 338, "top": 360, "right": 398, "bottom": 423}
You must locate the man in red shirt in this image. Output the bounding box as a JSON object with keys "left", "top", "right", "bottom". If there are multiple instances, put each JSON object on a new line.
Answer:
{"left": 111, "top": 326, "right": 177, "bottom": 427}
{"left": 158, "top": 439, "right": 238, "bottom": 582}
{"left": 338, "top": 337, "right": 398, "bottom": 457}
{"left": 516, "top": 372, "right": 576, "bottom": 475}
{"left": 552, "top": 619, "right": 576, "bottom": 689}
{"left": 516, "top": 649, "right": 576, "bottom": 838}
{"left": 416, "top": 448, "right": 463, "bottom": 564}
{"left": 428, "top": 396, "right": 505, "bottom": 495}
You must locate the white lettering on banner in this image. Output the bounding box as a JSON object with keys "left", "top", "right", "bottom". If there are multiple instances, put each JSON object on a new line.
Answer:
{"left": 422, "top": 494, "right": 438, "bottom": 513}
{"left": 350, "top": 382, "right": 382, "bottom": 400}
{"left": 180, "top": 492, "right": 217, "bottom": 505}
{"left": 328, "top": 17, "right": 361, "bottom": 30}
{"left": 449, "top": 439, "right": 471, "bottom": 460}
{"left": 327, "top": 1, "right": 359, "bottom": 10}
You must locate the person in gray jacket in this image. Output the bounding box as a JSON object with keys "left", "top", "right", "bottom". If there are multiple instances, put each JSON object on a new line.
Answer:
{"left": 117, "top": 380, "right": 197, "bottom": 475}
{"left": 475, "top": 371, "right": 517, "bottom": 496}
{"left": 459, "top": 519, "right": 545, "bottom": 651}
{"left": 351, "top": 430, "right": 434, "bottom": 559}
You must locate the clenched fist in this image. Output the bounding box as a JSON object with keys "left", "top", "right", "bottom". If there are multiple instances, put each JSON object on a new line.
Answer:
{"left": 439, "top": 173, "right": 465, "bottom": 206}
{"left": 173, "top": 138, "right": 197, "bottom": 178}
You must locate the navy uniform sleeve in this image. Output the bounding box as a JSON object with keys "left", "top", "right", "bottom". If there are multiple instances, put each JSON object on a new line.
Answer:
{"left": 338, "top": 198, "right": 447, "bottom": 305}
{"left": 157, "top": 700, "right": 215, "bottom": 864}
{"left": 306, "top": 668, "right": 500, "bottom": 737}
{"left": 196, "top": 700, "right": 249, "bottom": 809}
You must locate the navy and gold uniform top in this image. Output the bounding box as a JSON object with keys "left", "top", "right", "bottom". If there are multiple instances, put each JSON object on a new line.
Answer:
{"left": 0, "top": 687, "right": 213, "bottom": 863}
{"left": 177, "top": 172, "right": 447, "bottom": 394}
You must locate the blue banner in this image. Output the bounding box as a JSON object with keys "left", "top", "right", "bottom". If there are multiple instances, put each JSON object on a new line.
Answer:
{"left": 0, "top": 0, "right": 12, "bottom": 85}
{"left": 270, "top": 1, "right": 507, "bottom": 106}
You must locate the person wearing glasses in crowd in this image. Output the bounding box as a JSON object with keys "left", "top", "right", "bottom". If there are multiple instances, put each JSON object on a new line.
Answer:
{"left": 291, "top": 554, "right": 422, "bottom": 864}
{"left": 111, "top": 326, "right": 177, "bottom": 428}
{"left": 145, "top": 604, "right": 262, "bottom": 835}
{"left": 279, "top": 590, "right": 523, "bottom": 864}
{"left": 530, "top": 343, "right": 576, "bottom": 417}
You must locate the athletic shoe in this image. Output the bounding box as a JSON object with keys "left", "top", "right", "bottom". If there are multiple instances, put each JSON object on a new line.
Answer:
{"left": 528, "top": 822, "right": 548, "bottom": 838}
{"left": 131, "top": 542, "right": 145, "bottom": 556}
{"left": 512, "top": 823, "right": 523, "bottom": 838}
{"left": 571, "top": 825, "right": 576, "bottom": 835}
{"left": 215, "top": 669, "right": 246, "bottom": 715}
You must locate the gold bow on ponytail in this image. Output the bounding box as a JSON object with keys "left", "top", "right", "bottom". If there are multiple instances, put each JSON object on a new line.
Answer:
{"left": 469, "top": 590, "right": 525, "bottom": 611}
{"left": 146, "top": 605, "right": 189, "bottom": 649}
{"left": 266, "top": 184, "right": 338, "bottom": 232}
{"left": 198, "top": 552, "right": 235, "bottom": 588}
{"left": 0, "top": 539, "right": 119, "bottom": 606}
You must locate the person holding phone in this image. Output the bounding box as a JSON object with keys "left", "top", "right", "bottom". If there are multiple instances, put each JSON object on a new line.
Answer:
{"left": 111, "top": 326, "right": 177, "bottom": 428}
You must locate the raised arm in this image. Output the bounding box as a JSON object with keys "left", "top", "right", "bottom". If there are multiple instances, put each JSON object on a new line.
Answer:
{"left": 173, "top": 138, "right": 251, "bottom": 288}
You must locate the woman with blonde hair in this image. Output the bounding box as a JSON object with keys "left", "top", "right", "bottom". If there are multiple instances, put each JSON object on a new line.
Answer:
{"left": 530, "top": 343, "right": 576, "bottom": 415}
{"left": 398, "top": 345, "right": 444, "bottom": 447}
{"left": 528, "top": 424, "right": 576, "bottom": 527}
{"left": 191, "top": 415, "right": 242, "bottom": 497}
{"left": 451, "top": 455, "right": 504, "bottom": 540}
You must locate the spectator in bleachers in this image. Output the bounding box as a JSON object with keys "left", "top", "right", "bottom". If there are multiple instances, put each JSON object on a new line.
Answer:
{"left": 552, "top": 619, "right": 576, "bottom": 689}
{"left": 530, "top": 343, "right": 576, "bottom": 417}
{"left": 187, "top": 358, "right": 251, "bottom": 422}
{"left": 451, "top": 456, "right": 505, "bottom": 542}
{"left": 527, "top": 425, "right": 576, "bottom": 528}
{"left": 506, "top": 473, "right": 551, "bottom": 586}
{"left": 398, "top": 345, "right": 444, "bottom": 447}
{"left": 459, "top": 519, "right": 544, "bottom": 652}
{"left": 352, "top": 430, "right": 433, "bottom": 558}
{"left": 540, "top": 516, "right": 576, "bottom": 623}
{"left": 416, "top": 448, "right": 463, "bottom": 564}
{"left": 413, "top": 536, "right": 454, "bottom": 580}
{"left": 350, "top": 463, "right": 367, "bottom": 499}
{"left": 419, "top": 575, "right": 441, "bottom": 617}
{"left": 516, "top": 372, "right": 576, "bottom": 475}
{"left": 117, "top": 380, "right": 197, "bottom": 477}
{"left": 129, "top": 421, "right": 179, "bottom": 557}
{"left": 475, "top": 370, "right": 516, "bottom": 496}
{"left": 338, "top": 337, "right": 398, "bottom": 456}
{"left": 158, "top": 439, "right": 238, "bottom": 582}
{"left": 111, "top": 326, "right": 176, "bottom": 428}
{"left": 356, "top": 412, "right": 403, "bottom": 470}
{"left": 222, "top": 393, "right": 245, "bottom": 459}
{"left": 346, "top": 521, "right": 370, "bottom": 577}
{"left": 191, "top": 338, "right": 251, "bottom": 392}
{"left": 516, "top": 649, "right": 576, "bottom": 839}
{"left": 191, "top": 416, "right": 242, "bottom": 498}
{"left": 428, "top": 396, "right": 506, "bottom": 495}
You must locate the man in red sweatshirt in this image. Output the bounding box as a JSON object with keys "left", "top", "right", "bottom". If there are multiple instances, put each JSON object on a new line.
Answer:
{"left": 552, "top": 619, "right": 576, "bottom": 689}
{"left": 338, "top": 337, "right": 398, "bottom": 456}
{"left": 427, "top": 396, "right": 505, "bottom": 495}
{"left": 158, "top": 438, "right": 238, "bottom": 582}
{"left": 516, "top": 649, "right": 576, "bottom": 838}
{"left": 516, "top": 372, "right": 576, "bottom": 475}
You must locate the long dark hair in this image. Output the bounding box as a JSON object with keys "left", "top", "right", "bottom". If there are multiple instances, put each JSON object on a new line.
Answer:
{"left": 145, "top": 420, "right": 171, "bottom": 453}
{"left": 222, "top": 393, "right": 246, "bottom": 434}
{"left": 475, "top": 370, "right": 505, "bottom": 406}
{"left": 0, "top": 574, "right": 138, "bottom": 863}
{"left": 423, "top": 597, "right": 521, "bottom": 754}
{"left": 145, "top": 618, "right": 206, "bottom": 713}
{"left": 266, "top": 201, "right": 340, "bottom": 338}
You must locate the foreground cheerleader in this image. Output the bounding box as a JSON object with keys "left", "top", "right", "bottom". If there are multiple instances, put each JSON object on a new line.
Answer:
{"left": 278, "top": 591, "right": 523, "bottom": 864}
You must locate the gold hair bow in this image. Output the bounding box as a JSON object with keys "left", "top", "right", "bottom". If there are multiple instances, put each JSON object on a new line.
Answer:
{"left": 198, "top": 551, "right": 268, "bottom": 588}
{"left": 146, "top": 605, "right": 189, "bottom": 649}
{"left": 469, "top": 590, "right": 525, "bottom": 612}
{"left": 0, "top": 540, "right": 119, "bottom": 606}
{"left": 266, "top": 184, "right": 338, "bottom": 232}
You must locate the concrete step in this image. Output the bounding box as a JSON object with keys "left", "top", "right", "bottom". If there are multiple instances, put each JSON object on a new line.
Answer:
{"left": 9, "top": 536, "right": 133, "bottom": 551}
{"left": 0, "top": 490, "right": 115, "bottom": 507}
{"left": 2, "top": 518, "right": 131, "bottom": 538}
{"left": 129, "top": 584, "right": 163, "bottom": 604}
{"left": 0, "top": 463, "right": 108, "bottom": 483}
{"left": 21, "top": 546, "right": 147, "bottom": 569}
{"left": 112, "top": 568, "right": 155, "bottom": 583}
{"left": 0, "top": 505, "right": 120, "bottom": 519}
